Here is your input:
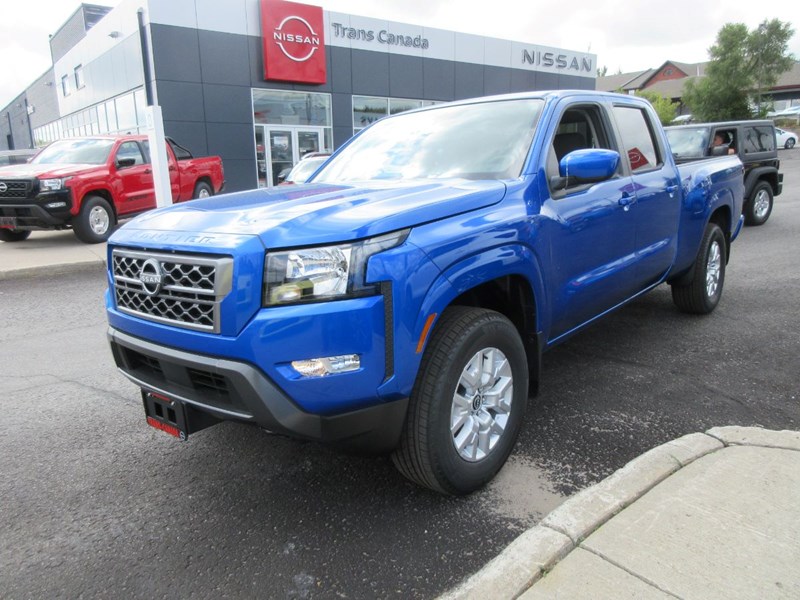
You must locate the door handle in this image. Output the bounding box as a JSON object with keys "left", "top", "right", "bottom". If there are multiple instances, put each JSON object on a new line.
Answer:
{"left": 169, "top": 166, "right": 177, "bottom": 171}
{"left": 144, "top": 168, "right": 152, "bottom": 174}
{"left": 619, "top": 194, "right": 635, "bottom": 211}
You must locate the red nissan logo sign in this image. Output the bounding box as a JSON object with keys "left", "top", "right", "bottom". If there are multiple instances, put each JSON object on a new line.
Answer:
{"left": 261, "top": 0, "right": 326, "bottom": 84}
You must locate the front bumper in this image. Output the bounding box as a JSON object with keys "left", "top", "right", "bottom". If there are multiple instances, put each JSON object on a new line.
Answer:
{"left": 108, "top": 327, "right": 408, "bottom": 452}
{"left": 0, "top": 190, "right": 73, "bottom": 229}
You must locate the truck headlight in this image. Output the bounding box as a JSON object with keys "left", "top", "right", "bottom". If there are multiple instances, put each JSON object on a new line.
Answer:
{"left": 264, "top": 229, "right": 408, "bottom": 306}
{"left": 39, "top": 178, "right": 69, "bottom": 192}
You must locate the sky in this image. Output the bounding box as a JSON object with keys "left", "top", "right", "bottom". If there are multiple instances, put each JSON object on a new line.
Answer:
{"left": 1, "top": 0, "right": 799, "bottom": 108}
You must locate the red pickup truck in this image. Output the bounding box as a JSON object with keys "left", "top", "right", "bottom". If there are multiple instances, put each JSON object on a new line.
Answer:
{"left": 0, "top": 135, "right": 224, "bottom": 243}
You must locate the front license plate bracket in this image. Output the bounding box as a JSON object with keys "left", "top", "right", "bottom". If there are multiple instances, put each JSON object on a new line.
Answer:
{"left": 142, "top": 390, "right": 190, "bottom": 440}
{"left": 141, "top": 390, "right": 221, "bottom": 440}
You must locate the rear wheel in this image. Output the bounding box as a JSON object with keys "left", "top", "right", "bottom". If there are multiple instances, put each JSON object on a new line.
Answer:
{"left": 0, "top": 228, "right": 31, "bottom": 242}
{"left": 392, "top": 307, "right": 528, "bottom": 495}
{"left": 744, "top": 181, "right": 773, "bottom": 226}
{"left": 671, "top": 222, "right": 726, "bottom": 314}
{"left": 193, "top": 181, "right": 213, "bottom": 199}
{"left": 73, "top": 195, "right": 115, "bottom": 244}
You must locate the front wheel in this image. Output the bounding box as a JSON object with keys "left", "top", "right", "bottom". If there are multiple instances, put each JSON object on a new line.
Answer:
{"left": 786, "top": 138, "right": 795, "bottom": 150}
{"left": 0, "top": 228, "right": 31, "bottom": 242}
{"left": 392, "top": 307, "right": 528, "bottom": 495}
{"left": 73, "top": 195, "right": 115, "bottom": 244}
{"left": 671, "top": 222, "right": 726, "bottom": 314}
{"left": 744, "top": 181, "right": 773, "bottom": 226}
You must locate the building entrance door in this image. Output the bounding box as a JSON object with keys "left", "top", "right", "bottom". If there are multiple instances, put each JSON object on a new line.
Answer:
{"left": 255, "top": 126, "right": 325, "bottom": 187}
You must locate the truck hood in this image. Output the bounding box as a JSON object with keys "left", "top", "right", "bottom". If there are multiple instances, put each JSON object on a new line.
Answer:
{"left": 120, "top": 179, "right": 507, "bottom": 248}
{"left": 0, "top": 163, "right": 102, "bottom": 179}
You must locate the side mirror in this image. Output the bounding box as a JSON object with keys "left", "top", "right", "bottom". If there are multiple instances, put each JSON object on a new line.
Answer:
{"left": 551, "top": 149, "right": 620, "bottom": 190}
{"left": 116, "top": 157, "right": 137, "bottom": 169}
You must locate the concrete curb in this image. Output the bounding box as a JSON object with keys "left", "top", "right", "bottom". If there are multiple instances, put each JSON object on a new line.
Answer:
{"left": 439, "top": 427, "right": 800, "bottom": 600}
{"left": 0, "top": 259, "right": 106, "bottom": 282}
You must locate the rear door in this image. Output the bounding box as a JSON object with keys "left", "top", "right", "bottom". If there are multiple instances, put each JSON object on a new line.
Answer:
{"left": 541, "top": 100, "right": 638, "bottom": 340}
{"left": 611, "top": 103, "right": 680, "bottom": 285}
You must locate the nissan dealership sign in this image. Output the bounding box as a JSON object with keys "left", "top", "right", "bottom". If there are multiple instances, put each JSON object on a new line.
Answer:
{"left": 261, "top": 0, "right": 327, "bottom": 84}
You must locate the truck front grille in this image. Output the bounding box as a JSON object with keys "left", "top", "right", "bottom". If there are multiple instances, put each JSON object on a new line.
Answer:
{"left": 112, "top": 248, "right": 233, "bottom": 333}
{"left": 0, "top": 180, "right": 32, "bottom": 200}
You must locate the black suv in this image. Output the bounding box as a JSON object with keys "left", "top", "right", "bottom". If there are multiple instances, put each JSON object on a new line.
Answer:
{"left": 665, "top": 120, "right": 783, "bottom": 226}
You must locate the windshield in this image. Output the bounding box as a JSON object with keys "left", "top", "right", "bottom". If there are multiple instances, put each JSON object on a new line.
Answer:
{"left": 32, "top": 139, "right": 115, "bottom": 165}
{"left": 665, "top": 127, "right": 710, "bottom": 159}
{"left": 314, "top": 99, "right": 544, "bottom": 183}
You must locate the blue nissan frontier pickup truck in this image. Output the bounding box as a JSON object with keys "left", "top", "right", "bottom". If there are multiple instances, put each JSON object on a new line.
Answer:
{"left": 105, "top": 91, "right": 744, "bottom": 494}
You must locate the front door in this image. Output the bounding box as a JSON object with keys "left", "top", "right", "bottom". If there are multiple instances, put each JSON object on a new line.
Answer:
{"left": 542, "top": 102, "right": 639, "bottom": 340}
{"left": 255, "top": 127, "right": 325, "bottom": 187}
{"left": 113, "top": 140, "right": 155, "bottom": 214}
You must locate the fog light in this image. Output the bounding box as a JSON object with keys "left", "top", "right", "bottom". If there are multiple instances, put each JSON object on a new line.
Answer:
{"left": 291, "top": 354, "right": 360, "bottom": 377}
{"left": 45, "top": 201, "right": 67, "bottom": 209}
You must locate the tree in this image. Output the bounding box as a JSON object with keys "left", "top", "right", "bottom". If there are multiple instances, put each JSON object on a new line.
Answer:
{"left": 749, "top": 20, "right": 796, "bottom": 113}
{"left": 597, "top": 65, "right": 608, "bottom": 77}
{"left": 683, "top": 20, "right": 795, "bottom": 121}
{"left": 635, "top": 90, "right": 678, "bottom": 125}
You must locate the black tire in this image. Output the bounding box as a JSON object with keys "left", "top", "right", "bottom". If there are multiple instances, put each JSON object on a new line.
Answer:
{"left": 786, "top": 138, "right": 795, "bottom": 150}
{"left": 744, "top": 181, "right": 773, "bottom": 226}
{"left": 193, "top": 181, "right": 213, "bottom": 199}
{"left": 391, "top": 306, "right": 528, "bottom": 495}
{"left": 671, "top": 222, "right": 726, "bottom": 314}
{"left": 0, "top": 228, "right": 31, "bottom": 242}
{"left": 72, "top": 195, "right": 115, "bottom": 244}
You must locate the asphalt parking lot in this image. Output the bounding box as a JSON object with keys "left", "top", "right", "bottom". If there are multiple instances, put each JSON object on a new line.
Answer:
{"left": 1, "top": 147, "right": 799, "bottom": 598}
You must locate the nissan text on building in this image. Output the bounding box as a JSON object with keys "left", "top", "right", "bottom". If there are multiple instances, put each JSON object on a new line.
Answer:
{"left": 9, "top": 0, "right": 595, "bottom": 191}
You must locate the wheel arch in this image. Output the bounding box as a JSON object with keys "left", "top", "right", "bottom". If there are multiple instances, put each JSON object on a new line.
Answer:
{"left": 77, "top": 188, "right": 117, "bottom": 220}
{"left": 708, "top": 205, "right": 732, "bottom": 264}
{"left": 415, "top": 244, "right": 545, "bottom": 397}
{"left": 744, "top": 168, "right": 779, "bottom": 198}
{"left": 195, "top": 176, "right": 213, "bottom": 190}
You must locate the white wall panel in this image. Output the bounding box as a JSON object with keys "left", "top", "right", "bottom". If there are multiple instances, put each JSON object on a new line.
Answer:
{"left": 455, "top": 32, "right": 484, "bottom": 65}
{"left": 244, "top": 0, "right": 262, "bottom": 37}
{"left": 422, "top": 27, "right": 454, "bottom": 61}
{"left": 148, "top": 0, "right": 198, "bottom": 29}
{"left": 325, "top": 12, "right": 351, "bottom": 49}
{"left": 195, "top": 0, "right": 248, "bottom": 35}
{"left": 54, "top": 0, "right": 146, "bottom": 116}
{"left": 484, "top": 37, "right": 512, "bottom": 68}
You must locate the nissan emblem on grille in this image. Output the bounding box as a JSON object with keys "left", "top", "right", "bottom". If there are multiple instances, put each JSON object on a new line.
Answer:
{"left": 139, "top": 258, "right": 164, "bottom": 296}
{"left": 0, "top": 182, "right": 7, "bottom": 193}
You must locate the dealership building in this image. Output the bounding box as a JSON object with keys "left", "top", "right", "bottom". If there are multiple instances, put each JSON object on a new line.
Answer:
{"left": 1, "top": 0, "right": 595, "bottom": 191}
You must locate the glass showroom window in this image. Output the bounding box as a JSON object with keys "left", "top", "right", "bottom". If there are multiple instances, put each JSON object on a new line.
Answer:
{"left": 115, "top": 93, "right": 137, "bottom": 132}
{"left": 389, "top": 98, "right": 422, "bottom": 115}
{"left": 354, "top": 97, "right": 437, "bottom": 134}
{"left": 253, "top": 90, "right": 332, "bottom": 127}
{"left": 353, "top": 96, "right": 388, "bottom": 132}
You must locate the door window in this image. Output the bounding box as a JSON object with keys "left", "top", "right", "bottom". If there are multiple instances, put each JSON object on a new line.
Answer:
{"left": 547, "top": 104, "right": 616, "bottom": 195}
{"left": 742, "top": 126, "right": 775, "bottom": 154}
{"left": 255, "top": 127, "right": 267, "bottom": 188}
{"left": 116, "top": 141, "right": 146, "bottom": 166}
{"left": 255, "top": 127, "right": 326, "bottom": 187}
{"left": 612, "top": 106, "right": 662, "bottom": 173}
{"left": 297, "top": 131, "right": 321, "bottom": 159}
{"left": 270, "top": 130, "right": 294, "bottom": 186}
